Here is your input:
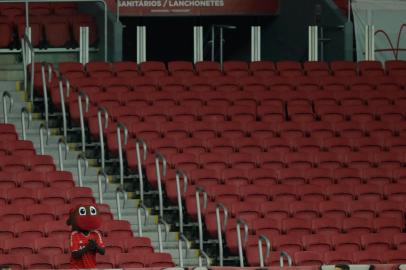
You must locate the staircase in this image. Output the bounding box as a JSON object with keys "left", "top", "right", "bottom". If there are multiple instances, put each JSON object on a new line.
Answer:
{"left": 0, "top": 64, "right": 204, "bottom": 266}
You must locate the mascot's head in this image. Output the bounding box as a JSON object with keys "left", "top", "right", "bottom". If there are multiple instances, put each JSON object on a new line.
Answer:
{"left": 67, "top": 204, "right": 101, "bottom": 232}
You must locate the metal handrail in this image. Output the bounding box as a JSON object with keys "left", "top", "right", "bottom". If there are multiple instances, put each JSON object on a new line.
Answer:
{"left": 116, "top": 122, "right": 128, "bottom": 188}
{"left": 39, "top": 123, "right": 49, "bottom": 155}
{"left": 77, "top": 153, "right": 88, "bottom": 187}
{"left": 154, "top": 151, "right": 167, "bottom": 218}
{"left": 97, "top": 169, "right": 108, "bottom": 204}
{"left": 195, "top": 187, "right": 208, "bottom": 252}
{"left": 41, "top": 62, "right": 50, "bottom": 129}
{"left": 58, "top": 137, "right": 69, "bottom": 171}
{"left": 78, "top": 90, "right": 89, "bottom": 153}
{"left": 216, "top": 203, "right": 228, "bottom": 266}
{"left": 175, "top": 169, "right": 188, "bottom": 234}
{"left": 8, "top": 0, "right": 108, "bottom": 61}
{"left": 58, "top": 77, "right": 68, "bottom": 140}
{"left": 97, "top": 106, "right": 109, "bottom": 171}
{"left": 136, "top": 202, "right": 148, "bottom": 237}
{"left": 135, "top": 138, "right": 147, "bottom": 203}
{"left": 2, "top": 91, "right": 13, "bottom": 124}
{"left": 178, "top": 233, "right": 189, "bottom": 267}
{"left": 236, "top": 218, "right": 249, "bottom": 267}
{"left": 198, "top": 250, "right": 210, "bottom": 267}
{"left": 280, "top": 251, "right": 293, "bottom": 267}
{"left": 21, "top": 107, "right": 31, "bottom": 140}
{"left": 157, "top": 217, "right": 169, "bottom": 252}
{"left": 115, "top": 186, "right": 127, "bottom": 220}
{"left": 21, "top": 33, "right": 34, "bottom": 101}
{"left": 258, "top": 235, "right": 271, "bottom": 267}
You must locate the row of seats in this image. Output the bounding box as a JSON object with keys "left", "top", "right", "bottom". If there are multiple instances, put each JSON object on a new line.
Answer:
{"left": 0, "top": 171, "right": 74, "bottom": 189}
{"left": 247, "top": 249, "right": 406, "bottom": 266}
{"left": 0, "top": 252, "right": 174, "bottom": 269}
{"left": 0, "top": 13, "right": 97, "bottom": 48}
{"left": 52, "top": 60, "right": 406, "bottom": 78}
{"left": 0, "top": 3, "right": 79, "bottom": 17}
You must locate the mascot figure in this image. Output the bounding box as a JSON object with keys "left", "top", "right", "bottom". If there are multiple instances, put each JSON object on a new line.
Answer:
{"left": 67, "top": 204, "right": 106, "bottom": 269}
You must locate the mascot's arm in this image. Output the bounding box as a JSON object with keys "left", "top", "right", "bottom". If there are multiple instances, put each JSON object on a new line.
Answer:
{"left": 71, "top": 242, "right": 93, "bottom": 259}
{"left": 93, "top": 232, "right": 106, "bottom": 255}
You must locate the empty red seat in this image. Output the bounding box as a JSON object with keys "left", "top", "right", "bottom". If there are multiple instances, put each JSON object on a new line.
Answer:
{"left": 330, "top": 60, "right": 357, "bottom": 77}
{"left": 319, "top": 200, "right": 348, "bottom": 219}
{"left": 332, "top": 233, "right": 361, "bottom": 252}
{"left": 71, "top": 14, "right": 98, "bottom": 46}
{"left": 381, "top": 250, "right": 406, "bottom": 264}
{"left": 44, "top": 19, "right": 70, "bottom": 47}
{"left": 304, "top": 61, "right": 330, "bottom": 77}
{"left": 195, "top": 61, "right": 222, "bottom": 77}
{"left": 0, "top": 22, "right": 13, "bottom": 48}
{"left": 386, "top": 60, "right": 406, "bottom": 76}
{"left": 250, "top": 61, "right": 277, "bottom": 77}
{"left": 302, "top": 234, "right": 332, "bottom": 252}
{"left": 324, "top": 250, "right": 353, "bottom": 264}
{"left": 36, "top": 237, "right": 66, "bottom": 255}
{"left": 361, "top": 233, "right": 393, "bottom": 251}
{"left": 223, "top": 61, "right": 250, "bottom": 77}
{"left": 260, "top": 201, "right": 290, "bottom": 220}
{"left": 168, "top": 61, "right": 194, "bottom": 77}
{"left": 276, "top": 61, "right": 303, "bottom": 77}
{"left": 358, "top": 60, "right": 385, "bottom": 76}
{"left": 294, "top": 251, "right": 324, "bottom": 266}
{"left": 0, "top": 254, "right": 23, "bottom": 270}
{"left": 115, "top": 253, "right": 145, "bottom": 268}
{"left": 348, "top": 200, "right": 376, "bottom": 219}
{"left": 24, "top": 254, "right": 55, "bottom": 269}
{"left": 343, "top": 217, "right": 373, "bottom": 234}
{"left": 273, "top": 234, "right": 303, "bottom": 254}
{"left": 353, "top": 250, "right": 383, "bottom": 264}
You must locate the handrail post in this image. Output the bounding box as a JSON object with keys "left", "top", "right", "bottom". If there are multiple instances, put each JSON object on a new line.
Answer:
{"left": 39, "top": 123, "right": 49, "bottom": 155}
{"left": 195, "top": 187, "right": 207, "bottom": 252}
{"left": 58, "top": 77, "right": 68, "bottom": 140}
{"left": 178, "top": 233, "right": 189, "bottom": 267}
{"left": 216, "top": 203, "right": 228, "bottom": 266}
{"left": 236, "top": 218, "right": 249, "bottom": 267}
{"left": 116, "top": 122, "right": 128, "bottom": 189}
{"left": 97, "top": 106, "right": 109, "bottom": 171}
{"left": 280, "top": 251, "right": 293, "bottom": 267}
{"left": 41, "top": 62, "right": 50, "bottom": 129}
{"left": 21, "top": 38, "right": 27, "bottom": 91}
{"left": 97, "top": 170, "right": 108, "bottom": 204}
{"left": 135, "top": 138, "right": 147, "bottom": 203}
{"left": 176, "top": 169, "right": 189, "bottom": 267}
{"left": 258, "top": 235, "right": 271, "bottom": 267}
{"left": 154, "top": 151, "right": 167, "bottom": 218}
{"left": 78, "top": 91, "right": 89, "bottom": 154}
{"left": 2, "top": 91, "right": 13, "bottom": 124}
{"left": 136, "top": 202, "right": 148, "bottom": 237}
{"left": 58, "top": 138, "right": 69, "bottom": 171}
{"left": 198, "top": 251, "right": 210, "bottom": 267}
{"left": 77, "top": 153, "right": 88, "bottom": 187}
{"left": 21, "top": 107, "right": 31, "bottom": 140}
{"left": 115, "top": 186, "right": 127, "bottom": 220}
{"left": 157, "top": 218, "right": 169, "bottom": 252}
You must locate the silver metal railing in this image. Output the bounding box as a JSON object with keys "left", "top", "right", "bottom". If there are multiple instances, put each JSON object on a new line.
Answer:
{"left": 97, "top": 106, "right": 109, "bottom": 171}
{"left": 2, "top": 91, "right": 13, "bottom": 124}
{"left": 198, "top": 251, "right": 210, "bottom": 267}
{"left": 115, "top": 185, "right": 127, "bottom": 220}
{"left": 21, "top": 33, "right": 34, "bottom": 101}
{"left": 3, "top": 0, "right": 109, "bottom": 61}
{"left": 58, "top": 77, "right": 68, "bottom": 140}
{"left": 178, "top": 233, "right": 189, "bottom": 267}
{"left": 136, "top": 202, "right": 148, "bottom": 237}
{"left": 78, "top": 91, "right": 89, "bottom": 153}
{"left": 116, "top": 122, "right": 128, "bottom": 189}
{"left": 135, "top": 138, "right": 147, "bottom": 203}
{"left": 97, "top": 169, "right": 108, "bottom": 204}
{"left": 175, "top": 169, "right": 188, "bottom": 267}
{"left": 195, "top": 187, "right": 207, "bottom": 254}
{"left": 216, "top": 203, "right": 228, "bottom": 266}
{"left": 58, "top": 137, "right": 69, "bottom": 171}
{"left": 21, "top": 107, "right": 31, "bottom": 140}
{"left": 280, "top": 251, "right": 293, "bottom": 267}
{"left": 154, "top": 151, "right": 167, "bottom": 218}
{"left": 39, "top": 123, "right": 49, "bottom": 155}
{"left": 77, "top": 153, "right": 88, "bottom": 187}
{"left": 157, "top": 217, "right": 169, "bottom": 252}
{"left": 258, "top": 235, "right": 271, "bottom": 267}
{"left": 236, "top": 218, "right": 249, "bottom": 267}
{"left": 41, "top": 62, "right": 52, "bottom": 129}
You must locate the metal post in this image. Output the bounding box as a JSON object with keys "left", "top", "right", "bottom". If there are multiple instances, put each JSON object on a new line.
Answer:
{"left": 115, "top": 186, "right": 127, "bottom": 220}
{"left": 211, "top": 25, "right": 215, "bottom": 61}
{"left": 135, "top": 138, "right": 147, "bottom": 203}
{"left": 116, "top": 0, "right": 120, "bottom": 22}
{"left": 178, "top": 234, "right": 188, "bottom": 267}
{"left": 258, "top": 235, "right": 271, "bottom": 267}
{"left": 58, "top": 138, "right": 69, "bottom": 171}
{"left": 25, "top": 0, "right": 29, "bottom": 29}
{"left": 136, "top": 203, "right": 148, "bottom": 237}
{"left": 2, "top": 92, "right": 13, "bottom": 124}
{"left": 97, "top": 106, "right": 109, "bottom": 171}
{"left": 21, "top": 39, "right": 27, "bottom": 91}
{"left": 154, "top": 152, "right": 167, "bottom": 218}
{"left": 41, "top": 63, "right": 50, "bottom": 129}
{"left": 116, "top": 122, "right": 128, "bottom": 189}
{"left": 308, "top": 26, "right": 319, "bottom": 61}
{"left": 97, "top": 170, "right": 108, "bottom": 204}
{"left": 77, "top": 153, "right": 88, "bottom": 187}
{"left": 175, "top": 169, "right": 188, "bottom": 234}
{"left": 39, "top": 123, "right": 49, "bottom": 155}
{"left": 280, "top": 251, "right": 293, "bottom": 267}
{"left": 236, "top": 218, "right": 249, "bottom": 267}
{"left": 79, "top": 26, "right": 90, "bottom": 65}
{"left": 195, "top": 187, "right": 207, "bottom": 252}
{"left": 78, "top": 91, "right": 89, "bottom": 153}
{"left": 347, "top": 0, "right": 351, "bottom": 22}
{"left": 365, "top": 25, "right": 375, "bottom": 60}
{"left": 58, "top": 78, "right": 68, "bottom": 140}
{"left": 157, "top": 218, "right": 169, "bottom": 252}
{"left": 194, "top": 26, "right": 204, "bottom": 64}
{"left": 136, "top": 26, "right": 146, "bottom": 64}
{"left": 216, "top": 203, "right": 228, "bottom": 266}
{"left": 219, "top": 27, "right": 224, "bottom": 71}
{"left": 251, "top": 26, "right": 261, "bottom": 62}
{"left": 21, "top": 107, "right": 31, "bottom": 140}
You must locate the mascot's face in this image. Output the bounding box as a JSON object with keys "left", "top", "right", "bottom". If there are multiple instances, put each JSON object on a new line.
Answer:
{"left": 67, "top": 205, "right": 101, "bottom": 231}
